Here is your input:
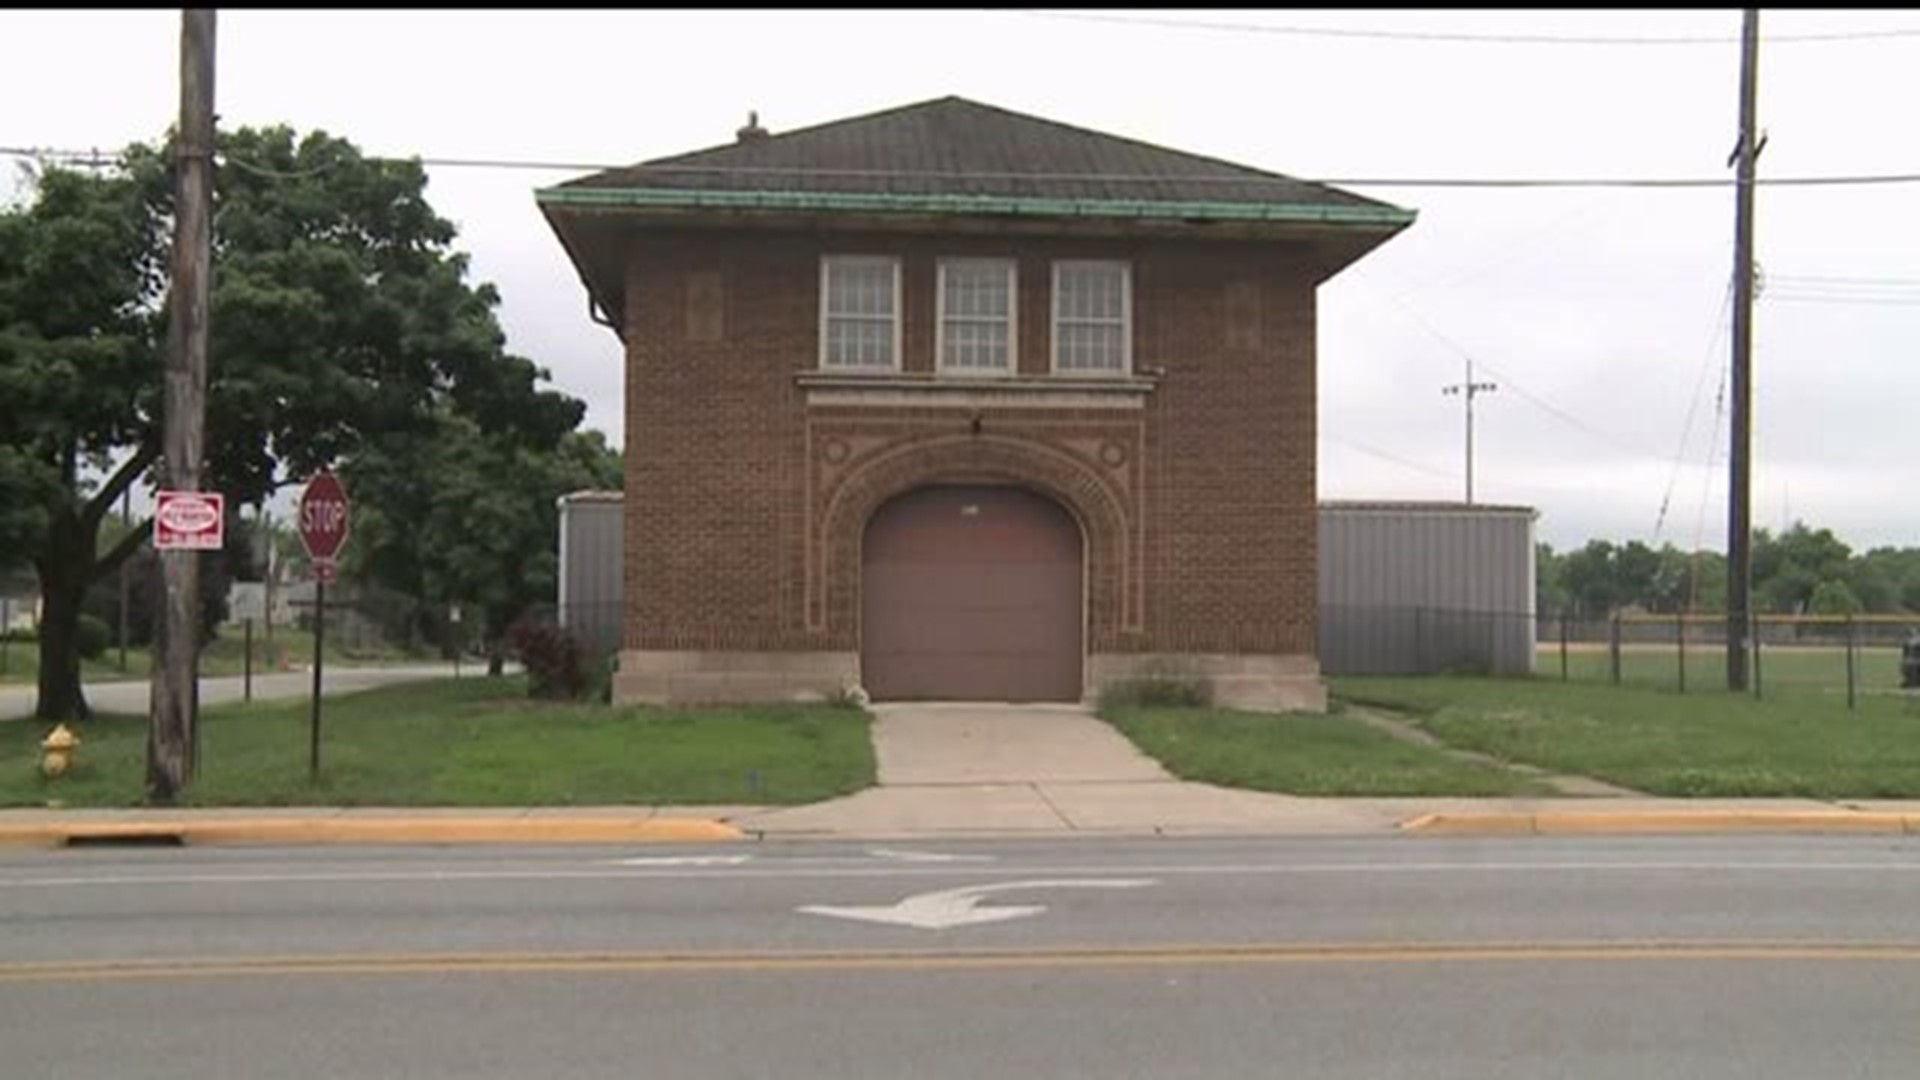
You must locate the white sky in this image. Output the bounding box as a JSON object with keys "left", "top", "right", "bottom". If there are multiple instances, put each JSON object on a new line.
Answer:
{"left": 4, "top": 9, "right": 1916, "bottom": 553}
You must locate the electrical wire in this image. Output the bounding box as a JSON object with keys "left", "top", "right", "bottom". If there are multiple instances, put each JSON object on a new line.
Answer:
{"left": 1654, "top": 279, "right": 1735, "bottom": 541}
{"left": 5, "top": 145, "right": 1920, "bottom": 190}
{"left": 1690, "top": 357, "right": 1731, "bottom": 559}
{"left": 1319, "top": 432, "right": 1455, "bottom": 479}
{"left": 1364, "top": 284, "right": 1663, "bottom": 462}
{"left": 1017, "top": 10, "right": 1920, "bottom": 46}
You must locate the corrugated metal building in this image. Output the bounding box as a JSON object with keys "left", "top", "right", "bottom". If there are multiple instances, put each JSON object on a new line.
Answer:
{"left": 1318, "top": 501, "right": 1537, "bottom": 676}
{"left": 555, "top": 490, "right": 625, "bottom": 663}
{"left": 558, "top": 494, "right": 1538, "bottom": 680}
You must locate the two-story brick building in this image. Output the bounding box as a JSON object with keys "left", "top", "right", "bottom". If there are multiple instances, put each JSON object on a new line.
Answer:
{"left": 538, "top": 96, "right": 1413, "bottom": 711}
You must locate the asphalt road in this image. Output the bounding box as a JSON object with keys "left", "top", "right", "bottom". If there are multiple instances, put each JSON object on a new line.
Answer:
{"left": 0, "top": 663, "right": 471, "bottom": 721}
{"left": 4, "top": 835, "right": 1920, "bottom": 1078}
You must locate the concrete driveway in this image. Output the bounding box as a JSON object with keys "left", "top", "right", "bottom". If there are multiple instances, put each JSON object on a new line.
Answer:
{"left": 737, "top": 701, "right": 1403, "bottom": 838}
{"left": 871, "top": 702, "right": 1172, "bottom": 785}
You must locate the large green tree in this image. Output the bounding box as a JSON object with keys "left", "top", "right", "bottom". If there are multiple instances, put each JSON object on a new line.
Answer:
{"left": 0, "top": 163, "right": 164, "bottom": 719}
{"left": 0, "top": 127, "right": 583, "bottom": 720}
{"left": 343, "top": 420, "right": 620, "bottom": 674}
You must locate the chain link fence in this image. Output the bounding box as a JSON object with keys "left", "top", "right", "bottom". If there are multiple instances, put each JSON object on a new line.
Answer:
{"left": 1327, "top": 603, "right": 1920, "bottom": 708}
{"left": 1539, "top": 612, "right": 1920, "bottom": 707}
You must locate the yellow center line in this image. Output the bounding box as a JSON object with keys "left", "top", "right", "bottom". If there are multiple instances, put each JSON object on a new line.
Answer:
{"left": 5, "top": 941, "right": 1920, "bottom": 983}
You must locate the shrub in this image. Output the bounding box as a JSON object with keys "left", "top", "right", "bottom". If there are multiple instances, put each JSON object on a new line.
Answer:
{"left": 585, "top": 651, "right": 618, "bottom": 706}
{"left": 74, "top": 615, "right": 113, "bottom": 661}
{"left": 1099, "top": 675, "right": 1213, "bottom": 710}
{"left": 507, "top": 620, "right": 587, "bottom": 700}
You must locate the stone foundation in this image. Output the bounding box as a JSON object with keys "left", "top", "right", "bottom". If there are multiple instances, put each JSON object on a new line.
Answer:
{"left": 614, "top": 650, "right": 860, "bottom": 706}
{"left": 1086, "top": 652, "right": 1328, "bottom": 713}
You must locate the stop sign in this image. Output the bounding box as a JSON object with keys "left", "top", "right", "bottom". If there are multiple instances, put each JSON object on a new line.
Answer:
{"left": 298, "top": 471, "right": 351, "bottom": 564}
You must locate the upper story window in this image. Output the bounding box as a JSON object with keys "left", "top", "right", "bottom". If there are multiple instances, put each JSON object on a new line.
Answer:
{"left": 820, "top": 256, "right": 901, "bottom": 370}
{"left": 1052, "top": 260, "right": 1131, "bottom": 376}
{"left": 937, "top": 258, "right": 1016, "bottom": 376}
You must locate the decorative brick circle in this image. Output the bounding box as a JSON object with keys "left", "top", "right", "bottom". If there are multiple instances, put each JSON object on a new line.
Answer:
{"left": 1099, "top": 440, "right": 1128, "bottom": 468}
{"left": 822, "top": 438, "right": 850, "bottom": 465}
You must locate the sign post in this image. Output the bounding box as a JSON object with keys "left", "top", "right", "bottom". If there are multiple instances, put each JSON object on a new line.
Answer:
{"left": 154, "top": 490, "right": 225, "bottom": 783}
{"left": 298, "top": 472, "right": 350, "bottom": 782}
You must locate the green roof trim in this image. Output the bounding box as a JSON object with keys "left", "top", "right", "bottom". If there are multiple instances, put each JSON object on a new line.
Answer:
{"left": 536, "top": 186, "right": 1416, "bottom": 228}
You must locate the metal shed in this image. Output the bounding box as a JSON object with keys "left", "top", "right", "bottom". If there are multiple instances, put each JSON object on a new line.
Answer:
{"left": 1318, "top": 501, "right": 1538, "bottom": 676}
{"left": 556, "top": 490, "right": 624, "bottom": 663}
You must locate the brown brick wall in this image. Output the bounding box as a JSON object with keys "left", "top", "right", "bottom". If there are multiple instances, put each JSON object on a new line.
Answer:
{"left": 622, "top": 227, "right": 1320, "bottom": 661}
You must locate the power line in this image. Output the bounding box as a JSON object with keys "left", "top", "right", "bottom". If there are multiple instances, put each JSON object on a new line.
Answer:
{"left": 1655, "top": 279, "right": 1735, "bottom": 541}
{"left": 1763, "top": 294, "right": 1920, "bottom": 306}
{"left": 1766, "top": 272, "right": 1920, "bottom": 286}
{"left": 1319, "top": 433, "right": 1454, "bottom": 480}
{"left": 1018, "top": 10, "right": 1920, "bottom": 46}
{"left": 1366, "top": 285, "right": 1662, "bottom": 461}
{"left": 5, "top": 145, "right": 1920, "bottom": 190}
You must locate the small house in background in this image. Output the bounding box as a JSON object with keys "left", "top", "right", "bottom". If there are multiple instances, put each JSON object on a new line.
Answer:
{"left": 0, "top": 587, "right": 39, "bottom": 634}
{"left": 540, "top": 95, "right": 1416, "bottom": 711}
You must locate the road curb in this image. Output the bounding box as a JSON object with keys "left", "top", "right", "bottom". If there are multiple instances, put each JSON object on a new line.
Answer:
{"left": 0, "top": 817, "right": 745, "bottom": 848}
{"left": 1399, "top": 811, "right": 1920, "bottom": 836}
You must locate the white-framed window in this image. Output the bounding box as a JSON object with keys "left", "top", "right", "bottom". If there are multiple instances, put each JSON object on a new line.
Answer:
{"left": 1051, "top": 260, "right": 1131, "bottom": 376}
{"left": 936, "top": 258, "right": 1017, "bottom": 376}
{"left": 819, "top": 256, "right": 901, "bottom": 371}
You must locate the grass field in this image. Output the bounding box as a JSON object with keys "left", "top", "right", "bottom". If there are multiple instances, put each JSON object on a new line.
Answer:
{"left": 1332, "top": 673, "right": 1920, "bottom": 798}
{"left": 0, "top": 677, "right": 875, "bottom": 808}
{"left": 1101, "top": 703, "right": 1551, "bottom": 797}
{"left": 1533, "top": 642, "right": 1907, "bottom": 701}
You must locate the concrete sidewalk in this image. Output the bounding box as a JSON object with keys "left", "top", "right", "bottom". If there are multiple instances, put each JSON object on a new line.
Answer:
{"left": 0, "top": 663, "right": 480, "bottom": 722}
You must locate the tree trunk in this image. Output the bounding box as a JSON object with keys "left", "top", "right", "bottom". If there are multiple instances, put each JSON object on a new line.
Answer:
{"left": 487, "top": 649, "right": 505, "bottom": 677}
{"left": 33, "top": 543, "right": 92, "bottom": 724}
{"left": 33, "top": 472, "right": 153, "bottom": 723}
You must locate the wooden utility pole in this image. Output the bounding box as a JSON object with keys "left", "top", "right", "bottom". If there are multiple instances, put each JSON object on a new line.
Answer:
{"left": 1726, "top": 9, "right": 1759, "bottom": 692}
{"left": 148, "top": 8, "right": 217, "bottom": 803}
{"left": 1442, "top": 358, "right": 1497, "bottom": 504}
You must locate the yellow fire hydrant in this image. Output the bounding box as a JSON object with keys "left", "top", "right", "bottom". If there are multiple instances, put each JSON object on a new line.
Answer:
{"left": 41, "top": 724, "right": 80, "bottom": 779}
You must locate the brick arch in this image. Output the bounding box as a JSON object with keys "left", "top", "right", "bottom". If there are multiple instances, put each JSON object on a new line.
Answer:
{"left": 816, "top": 434, "right": 1136, "bottom": 649}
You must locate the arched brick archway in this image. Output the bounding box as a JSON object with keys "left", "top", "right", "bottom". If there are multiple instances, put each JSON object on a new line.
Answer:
{"left": 814, "top": 434, "right": 1136, "bottom": 659}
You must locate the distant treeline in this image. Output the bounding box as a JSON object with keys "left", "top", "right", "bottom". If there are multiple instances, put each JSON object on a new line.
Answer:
{"left": 1538, "top": 523, "right": 1920, "bottom": 619}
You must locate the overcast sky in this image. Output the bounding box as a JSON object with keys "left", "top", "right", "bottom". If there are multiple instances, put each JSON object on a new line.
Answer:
{"left": 5, "top": 9, "right": 1916, "bottom": 553}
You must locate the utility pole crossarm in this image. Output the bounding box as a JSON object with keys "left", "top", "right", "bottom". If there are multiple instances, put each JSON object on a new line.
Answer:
{"left": 1442, "top": 359, "right": 1498, "bottom": 505}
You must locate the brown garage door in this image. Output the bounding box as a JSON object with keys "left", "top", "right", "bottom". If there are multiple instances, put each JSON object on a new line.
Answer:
{"left": 862, "top": 485, "right": 1083, "bottom": 702}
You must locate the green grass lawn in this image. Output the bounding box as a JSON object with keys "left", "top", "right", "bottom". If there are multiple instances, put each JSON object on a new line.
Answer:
{"left": 1101, "top": 704, "right": 1552, "bottom": 797}
{"left": 1333, "top": 674, "right": 1920, "bottom": 798}
{"left": 0, "top": 677, "right": 875, "bottom": 808}
{"left": 1534, "top": 642, "right": 1906, "bottom": 700}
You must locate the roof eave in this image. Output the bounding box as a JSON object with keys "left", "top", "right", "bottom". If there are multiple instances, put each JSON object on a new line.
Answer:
{"left": 535, "top": 185, "right": 1416, "bottom": 231}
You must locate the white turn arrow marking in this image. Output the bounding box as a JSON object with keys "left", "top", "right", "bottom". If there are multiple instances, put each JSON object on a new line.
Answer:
{"left": 798, "top": 878, "right": 1157, "bottom": 930}
{"left": 865, "top": 848, "right": 995, "bottom": 864}
{"left": 612, "top": 855, "right": 754, "bottom": 867}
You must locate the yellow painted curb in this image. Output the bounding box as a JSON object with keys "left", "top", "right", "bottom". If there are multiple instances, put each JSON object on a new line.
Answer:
{"left": 0, "top": 817, "right": 744, "bottom": 848}
{"left": 1401, "top": 811, "right": 1920, "bottom": 836}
